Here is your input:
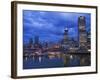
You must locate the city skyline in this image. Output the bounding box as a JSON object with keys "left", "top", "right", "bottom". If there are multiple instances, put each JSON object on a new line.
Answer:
{"left": 23, "top": 10, "right": 91, "bottom": 69}
{"left": 23, "top": 10, "right": 91, "bottom": 44}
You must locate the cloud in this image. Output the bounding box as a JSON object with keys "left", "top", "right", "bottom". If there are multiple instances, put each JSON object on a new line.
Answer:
{"left": 23, "top": 10, "right": 90, "bottom": 43}
{"left": 23, "top": 11, "right": 56, "bottom": 30}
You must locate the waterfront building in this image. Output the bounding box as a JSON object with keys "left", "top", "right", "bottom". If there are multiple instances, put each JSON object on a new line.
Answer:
{"left": 61, "top": 28, "right": 70, "bottom": 51}
{"left": 28, "top": 38, "right": 34, "bottom": 48}
{"left": 78, "top": 16, "right": 87, "bottom": 50}
{"left": 87, "top": 32, "right": 91, "bottom": 51}
{"left": 34, "top": 36, "right": 42, "bottom": 49}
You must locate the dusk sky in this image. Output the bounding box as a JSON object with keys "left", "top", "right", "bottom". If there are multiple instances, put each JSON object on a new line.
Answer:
{"left": 23, "top": 10, "right": 91, "bottom": 44}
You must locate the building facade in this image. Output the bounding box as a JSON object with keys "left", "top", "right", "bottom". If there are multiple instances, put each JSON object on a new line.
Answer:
{"left": 61, "top": 28, "right": 70, "bottom": 51}
{"left": 78, "top": 16, "right": 87, "bottom": 50}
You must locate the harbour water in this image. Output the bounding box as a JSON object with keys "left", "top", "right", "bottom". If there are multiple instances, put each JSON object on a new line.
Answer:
{"left": 23, "top": 52, "right": 90, "bottom": 69}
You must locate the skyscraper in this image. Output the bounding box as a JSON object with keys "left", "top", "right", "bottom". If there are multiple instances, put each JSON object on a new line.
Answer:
{"left": 78, "top": 16, "right": 87, "bottom": 49}
{"left": 63, "top": 28, "right": 69, "bottom": 44}
{"left": 28, "top": 38, "right": 33, "bottom": 48}
{"left": 34, "top": 36, "right": 42, "bottom": 48}
{"left": 61, "top": 28, "right": 69, "bottom": 51}
{"left": 34, "top": 36, "right": 39, "bottom": 44}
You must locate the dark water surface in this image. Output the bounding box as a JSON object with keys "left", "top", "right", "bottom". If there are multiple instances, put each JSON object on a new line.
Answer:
{"left": 23, "top": 53, "right": 90, "bottom": 69}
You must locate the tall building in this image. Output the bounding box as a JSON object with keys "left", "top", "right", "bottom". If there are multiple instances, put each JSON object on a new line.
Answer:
{"left": 61, "top": 28, "right": 69, "bottom": 51}
{"left": 28, "top": 38, "right": 33, "bottom": 48}
{"left": 78, "top": 16, "right": 87, "bottom": 49}
{"left": 34, "top": 36, "right": 42, "bottom": 48}
{"left": 87, "top": 32, "right": 91, "bottom": 50}
{"left": 34, "top": 36, "right": 39, "bottom": 44}
{"left": 63, "top": 28, "right": 69, "bottom": 44}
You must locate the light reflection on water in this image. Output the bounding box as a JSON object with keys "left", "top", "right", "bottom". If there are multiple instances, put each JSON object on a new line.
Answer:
{"left": 23, "top": 53, "right": 90, "bottom": 69}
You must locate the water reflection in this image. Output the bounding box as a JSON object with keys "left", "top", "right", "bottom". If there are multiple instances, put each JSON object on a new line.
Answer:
{"left": 23, "top": 52, "right": 90, "bottom": 69}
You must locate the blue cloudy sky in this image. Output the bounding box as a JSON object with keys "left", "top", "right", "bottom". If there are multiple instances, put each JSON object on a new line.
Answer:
{"left": 23, "top": 10, "right": 91, "bottom": 44}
